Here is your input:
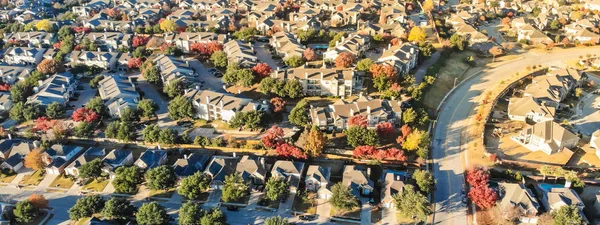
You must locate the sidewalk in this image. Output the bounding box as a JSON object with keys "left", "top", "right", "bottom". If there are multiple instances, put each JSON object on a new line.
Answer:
{"left": 276, "top": 193, "right": 296, "bottom": 215}
{"left": 359, "top": 197, "right": 371, "bottom": 225}
{"left": 36, "top": 174, "right": 58, "bottom": 191}
{"left": 315, "top": 198, "right": 331, "bottom": 222}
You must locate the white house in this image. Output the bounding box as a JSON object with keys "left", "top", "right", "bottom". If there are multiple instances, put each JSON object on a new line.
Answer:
{"left": 2, "top": 47, "right": 46, "bottom": 65}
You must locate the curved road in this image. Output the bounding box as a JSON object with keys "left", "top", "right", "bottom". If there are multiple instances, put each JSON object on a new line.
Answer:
{"left": 432, "top": 47, "right": 600, "bottom": 225}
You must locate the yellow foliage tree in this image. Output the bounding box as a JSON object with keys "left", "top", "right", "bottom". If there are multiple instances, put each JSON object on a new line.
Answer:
{"left": 24, "top": 149, "right": 44, "bottom": 170}
{"left": 304, "top": 126, "right": 326, "bottom": 156}
{"left": 35, "top": 19, "right": 53, "bottom": 32}
{"left": 160, "top": 19, "right": 177, "bottom": 33}
{"left": 422, "top": 0, "right": 434, "bottom": 13}
{"left": 408, "top": 27, "right": 427, "bottom": 42}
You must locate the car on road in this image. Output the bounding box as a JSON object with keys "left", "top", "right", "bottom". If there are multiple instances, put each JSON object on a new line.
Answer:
{"left": 208, "top": 68, "right": 217, "bottom": 73}
{"left": 226, "top": 206, "right": 239, "bottom": 211}
{"left": 299, "top": 215, "right": 317, "bottom": 221}
{"left": 214, "top": 72, "right": 223, "bottom": 77}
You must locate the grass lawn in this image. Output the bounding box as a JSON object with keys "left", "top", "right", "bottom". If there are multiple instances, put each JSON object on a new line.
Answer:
{"left": 331, "top": 207, "right": 361, "bottom": 220}
{"left": 221, "top": 194, "right": 250, "bottom": 205}
{"left": 19, "top": 170, "right": 45, "bottom": 186}
{"left": 149, "top": 188, "right": 176, "bottom": 199}
{"left": 74, "top": 217, "right": 90, "bottom": 225}
{"left": 0, "top": 173, "right": 17, "bottom": 183}
{"left": 292, "top": 193, "right": 317, "bottom": 214}
{"left": 396, "top": 212, "right": 417, "bottom": 224}
{"left": 49, "top": 174, "right": 74, "bottom": 189}
{"left": 83, "top": 179, "right": 109, "bottom": 192}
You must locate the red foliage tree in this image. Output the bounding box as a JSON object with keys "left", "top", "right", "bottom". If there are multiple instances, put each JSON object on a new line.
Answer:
{"left": 190, "top": 43, "right": 206, "bottom": 54}
{"left": 132, "top": 36, "right": 149, "bottom": 48}
{"left": 270, "top": 97, "right": 286, "bottom": 113}
{"left": 53, "top": 41, "right": 61, "bottom": 49}
{"left": 376, "top": 122, "right": 394, "bottom": 136}
{"left": 335, "top": 52, "right": 355, "bottom": 68}
{"left": 262, "top": 125, "right": 284, "bottom": 148}
{"left": 396, "top": 124, "right": 412, "bottom": 144}
{"left": 33, "top": 117, "right": 53, "bottom": 132}
{"left": 348, "top": 115, "right": 367, "bottom": 127}
{"left": 206, "top": 41, "right": 223, "bottom": 55}
{"left": 353, "top": 145, "right": 377, "bottom": 158}
{"left": 127, "top": 58, "right": 143, "bottom": 69}
{"left": 469, "top": 186, "right": 498, "bottom": 209}
{"left": 252, "top": 63, "right": 273, "bottom": 79}
{"left": 390, "top": 38, "right": 402, "bottom": 46}
{"left": 489, "top": 153, "right": 498, "bottom": 162}
{"left": 0, "top": 83, "right": 11, "bottom": 92}
{"left": 385, "top": 148, "right": 407, "bottom": 161}
{"left": 303, "top": 48, "right": 317, "bottom": 61}
{"left": 72, "top": 108, "right": 99, "bottom": 123}
{"left": 73, "top": 26, "right": 91, "bottom": 33}
{"left": 106, "top": 8, "right": 120, "bottom": 18}
{"left": 466, "top": 166, "right": 490, "bottom": 188}
{"left": 506, "top": 11, "right": 514, "bottom": 17}
{"left": 276, "top": 143, "right": 307, "bottom": 159}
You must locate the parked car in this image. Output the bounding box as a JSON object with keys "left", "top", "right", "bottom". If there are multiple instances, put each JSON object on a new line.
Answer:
{"left": 226, "top": 206, "right": 239, "bottom": 211}
{"left": 299, "top": 215, "right": 317, "bottom": 221}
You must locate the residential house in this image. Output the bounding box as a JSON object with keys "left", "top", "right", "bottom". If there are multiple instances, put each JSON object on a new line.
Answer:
{"left": 343, "top": 165, "right": 374, "bottom": 196}
{"left": 0, "top": 93, "right": 12, "bottom": 112}
{"left": 184, "top": 89, "right": 268, "bottom": 122}
{"left": 330, "top": 3, "right": 362, "bottom": 27}
{"left": 305, "top": 165, "right": 332, "bottom": 199}
{"left": 270, "top": 32, "right": 306, "bottom": 60}
{"left": 517, "top": 24, "right": 552, "bottom": 44}
{"left": 153, "top": 55, "right": 197, "bottom": 86}
{"left": 289, "top": 8, "right": 322, "bottom": 22}
{"left": 454, "top": 24, "right": 489, "bottom": 44}
{"left": 536, "top": 184, "right": 586, "bottom": 221}
{"left": 498, "top": 183, "right": 540, "bottom": 224}
{"left": 102, "top": 149, "right": 134, "bottom": 177}
{"left": 585, "top": 0, "right": 600, "bottom": 11}
{"left": 64, "top": 147, "right": 106, "bottom": 177}
{"left": 377, "top": 43, "right": 419, "bottom": 74}
{"left": 235, "top": 155, "right": 268, "bottom": 186}
{"left": 271, "top": 67, "right": 361, "bottom": 97}
{"left": 164, "top": 32, "right": 228, "bottom": 53}
{"left": 83, "top": 32, "right": 132, "bottom": 51}
{"left": 173, "top": 153, "right": 210, "bottom": 177}
{"left": 513, "top": 120, "right": 579, "bottom": 155}
{"left": 568, "top": 27, "right": 600, "bottom": 45}
{"left": 271, "top": 160, "right": 305, "bottom": 194}
{"left": 72, "top": 0, "right": 111, "bottom": 17}
{"left": 203, "top": 156, "right": 238, "bottom": 190}
{"left": 98, "top": 75, "right": 140, "bottom": 118}
{"left": 323, "top": 34, "right": 370, "bottom": 61}
{"left": 27, "top": 72, "right": 77, "bottom": 106}
{"left": 2, "top": 47, "right": 46, "bottom": 65}
{"left": 0, "top": 65, "right": 32, "bottom": 84}
{"left": 381, "top": 170, "right": 406, "bottom": 209}
{"left": 43, "top": 144, "right": 86, "bottom": 174}
{"left": 309, "top": 96, "right": 403, "bottom": 131}
{"left": 66, "top": 51, "right": 120, "bottom": 70}
{"left": 507, "top": 96, "right": 556, "bottom": 123}
{"left": 222, "top": 40, "right": 257, "bottom": 68}
{"left": 524, "top": 69, "right": 585, "bottom": 107}
{"left": 380, "top": 5, "right": 408, "bottom": 24}
{"left": 2, "top": 32, "right": 55, "bottom": 47}
{"left": 0, "top": 141, "right": 35, "bottom": 171}
{"left": 0, "top": 139, "right": 22, "bottom": 160}
{"left": 589, "top": 130, "right": 600, "bottom": 159}
{"left": 134, "top": 149, "right": 167, "bottom": 170}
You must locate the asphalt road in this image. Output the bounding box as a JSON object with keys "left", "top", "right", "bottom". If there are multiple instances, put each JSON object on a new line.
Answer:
{"left": 431, "top": 46, "right": 600, "bottom": 225}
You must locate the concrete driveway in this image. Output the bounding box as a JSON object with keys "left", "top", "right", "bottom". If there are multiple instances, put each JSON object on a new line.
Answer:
{"left": 69, "top": 82, "right": 97, "bottom": 110}
{"left": 479, "top": 20, "right": 505, "bottom": 44}
{"left": 381, "top": 207, "right": 397, "bottom": 225}
{"left": 573, "top": 92, "right": 600, "bottom": 135}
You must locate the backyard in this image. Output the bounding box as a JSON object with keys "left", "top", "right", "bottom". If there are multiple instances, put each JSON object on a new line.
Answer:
{"left": 331, "top": 206, "right": 361, "bottom": 221}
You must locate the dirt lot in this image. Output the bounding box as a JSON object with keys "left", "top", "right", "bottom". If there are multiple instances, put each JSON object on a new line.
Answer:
{"left": 422, "top": 51, "right": 478, "bottom": 110}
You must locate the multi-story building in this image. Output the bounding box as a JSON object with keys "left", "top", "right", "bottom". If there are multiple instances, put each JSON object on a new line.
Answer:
{"left": 270, "top": 32, "right": 306, "bottom": 60}
{"left": 66, "top": 51, "right": 120, "bottom": 71}
{"left": 82, "top": 32, "right": 132, "bottom": 51}
{"left": 271, "top": 67, "right": 361, "bottom": 97}
{"left": 323, "top": 34, "right": 370, "bottom": 61}
{"left": 223, "top": 40, "right": 257, "bottom": 68}
{"left": 2, "top": 47, "right": 46, "bottom": 65}
{"left": 2, "top": 32, "right": 56, "bottom": 48}
{"left": 98, "top": 75, "right": 140, "bottom": 118}
{"left": 27, "top": 72, "right": 78, "bottom": 106}
{"left": 153, "top": 55, "right": 196, "bottom": 86}
{"left": 309, "top": 96, "right": 403, "bottom": 131}
{"left": 164, "top": 32, "right": 228, "bottom": 53}
{"left": 184, "top": 89, "right": 268, "bottom": 122}
{"left": 377, "top": 43, "right": 419, "bottom": 75}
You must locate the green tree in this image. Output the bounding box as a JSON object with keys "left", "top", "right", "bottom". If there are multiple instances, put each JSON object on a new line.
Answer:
{"left": 14, "top": 200, "right": 37, "bottom": 223}
{"left": 200, "top": 208, "right": 226, "bottom": 225}
{"left": 450, "top": 34, "right": 468, "bottom": 51}
{"left": 330, "top": 183, "right": 358, "bottom": 210}
{"left": 289, "top": 99, "right": 309, "bottom": 126}
{"left": 142, "top": 65, "right": 161, "bottom": 84}
{"left": 229, "top": 111, "right": 263, "bottom": 129}
{"left": 178, "top": 172, "right": 211, "bottom": 200}
{"left": 412, "top": 169, "right": 435, "bottom": 193}
{"left": 403, "top": 108, "right": 417, "bottom": 124}
{"left": 265, "top": 216, "right": 288, "bottom": 225}
{"left": 210, "top": 51, "right": 228, "bottom": 67}
{"left": 101, "top": 197, "right": 136, "bottom": 221}
{"left": 142, "top": 124, "right": 161, "bottom": 143}
{"left": 552, "top": 205, "right": 584, "bottom": 225}
{"left": 163, "top": 79, "right": 186, "bottom": 98}
{"left": 550, "top": 19, "right": 561, "bottom": 30}
{"left": 284, "top": 55, "right": 305, "bottom": 68}
{"left": 418, "top": 42, "right": 435, "bottom": 58}
{"left": 46, "top": 102, "right": 65, "bottom": 119}
{"left": 74, "top": 122, "right": 95, "bottom": 138}
{"left": 113, "top": 166, "right": 143, "bottom": 194}
{"left": 232, "top": 27, "right": 258, "bottom": 41}
{"left": 120, "top": 107, "right": 140, "bottom": 123}
{"left": 78, "top": 158, "right": 103, "bottom": 179}
{"left": 373, "top": 76, "right": 391, "bottom": 92}
{"left": 136, "top": 202, "right": 170, "bottom": 225}
{"left": 86, "top": 96, "right": 106, "bottom": 116}
{"left": 283, "top": 79, "right": 304, "bottom": 98}
{"left": 265, "top": 177, "right": 289, "bottom": 201}
{"left": 221, "top": 173, "right": 248, "bottom": 203}
{"left": 9, "top": 102, "right": 25, "bottom": 122}
{"left": 145, "top": 165, "right": 177, "bottom": 190}
{"left": 68, "top": 195, "right": 105, "bottom": 221}
{"left": 179, "top": 202, "right": 203, "bottom": 225}
{"left": 356, "top": 58, "right": 374, "bottom": 72}
{"left": 393, "top": 184, "right": 431, "bottom": 222}
{"left": 259, "top": 77, "right": 277, "bottom": 94}
{"left": 345, "top": 126, "right": 379, "bottom": 147}
{"left": 90, "top": 75, "right": 104, "bottom": 88}
{"left": 10, "top": 83, "right": 31, "bottom": 103}
{"left": 137, "top": 99, "right": 158, "bottom": 118}
{"left": 57, "top": 26, "right": 74, "bottom": 41}
{"left": 158, "top": 128, "right": 177, "bottom": 144}
{"left": 116, "top": 123, "right": 135, "bottom": 141}
{"left": 168, "top": 96, "right": 194, "bottom": 120}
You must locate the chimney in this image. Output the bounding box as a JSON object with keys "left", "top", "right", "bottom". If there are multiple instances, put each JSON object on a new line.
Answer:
{"left": 275, "top": 70, "right": 278, "bottom": 77}
{"left": 367, "top": 106, "right": 371, "bottom": 114}
{"left": 341, "top": 36, "right": 345, "bottom": 43}
{"left": 37, "top": 80, "right": 43, "bottom": 87}
{"left": 238, "top": 89, "right": 241, "bottom": 94}
{"left": 305, "top": 72, "right": 308, "bottom": 79}
{"left": 206, "top": 96, "right": 210, "bottom": 104}
{"left": 93, "top": 34, "right": 96, "bottom": 40}
{"left": 388, "top": 43, "right": 391, "bottom": 50}
{"left": 33, "top": 140, "right": 39, "bottom": 148}
{"left": 27, "top": 33, "right": 30, "bottom": 39}
{"left": 565, "top": 180, "right": 572, "bottom": 188}
{"left": 103, "top": 33, "right": 107, "bottom": 39}
{"left": 184, "top": 89, "right": 188, "bottom": 94}
{"left": 186, "top": 34, "right": 189, "bottom": 40}
{"left": 17, "top": 33, "right": 21, "bottom": 39}
{"left": 0, "top": 69, "right": 3, "bottom": 76}
{"left": 406, "top": 52, "right": 410, "bottom": 58}
{"left": 350, "top": 108, "right": 354, "bottom": 115}
{"left": 410, "top": 48, "right": 414, "bottom": 54}
{"left": 260, "top": 157, "right": 265, "bottom": 167}
{"left": 233, "top": 152, "right": 236, "bottom": 158}
{"left": 61, "top": 84, "right": 66, "bottom": 91}
{"left": 97, "top": 47, "right": 101, "bottom": 52}
{"left": 367, "top": 167, "right": 371, "bottom": 176}
{"left": 7, "top": 133, "right": 11, "bottom": 140}
{"left": 320, "top": 72, "right": 324, "bottom": 80}
{"left": 220, "top": 100, "right": 223, "bottom": 108}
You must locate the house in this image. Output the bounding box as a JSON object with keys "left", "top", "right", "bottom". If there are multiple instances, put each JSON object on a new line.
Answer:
{"left": 134, "top": 149, "right": 167, "bottom": 170}
{"left": 184, "top": 89, "right": 268, "bottom": 122}
{"left": 102, "top": 149, "right": 134, "bottom": 177}
{"left": 153, "top": 55, "right": 196, "bottom": 86}
{"left": 536, "top": 184, "right": 586, "bottom": 221}
{"left": 380, "top": 5, "right": 408, "bottom": 24}
{"left": 27, "top": 72, "right": 77, "bottom": 106}
{"left": 524, "top": 69, "right": 584, "bottom": 107}
{"left": 164, "top": 32, "right": 228, "bottom": 53}
{"left": 323, "top": 34, "right": 370, "bottom": 61}
{"left": 43, "top": 144, "right": 86, "bottom": 174}
{"left": 83, "top": 32, "right": 132, "bottom": 51}
{"left": 381, "top": 170, "right": 406, "bottom": 209}
{"left": 98, "top": 75, "right": 140, "bottom": 118}
{"left": 272, "top": 67, "right": 361, "bottom": 97}
{"left": 343, "top": 165, "right": 374, "bottom": 196}
{"left": 305, "top": 165, "right": 332, "bottom": 199}
{"left": 271, "top": 160, "right": 305, "bottom": 194}
{"left": 72, "top": 0, "right": 111, "bottom": 17}
{"left": 270, "top": 32, "right": 306, "bottom": 60}
{"left": 223, "top": 40, "right": 258, "bottom": 68}
{"left": 513, "top": 121, "right": 579, "bottom": 155}
{"left": 498, "top": 183, "right": 540, "bottom": 224}
{"left": 507, "top": 96, "right": 556, "bottom": 123}
{"left": 330, "top": 3, "right": 362, "bottom": 27}
{"left": 377, "top": 43, "right": 419, "bottom": 74}
{"left": 173, "top": 153, "right": 210, "bottom": 177}
{"left": 0, "top": 141, "right": 36, "bottom": 171}
{"left": 0, "top": 65, "right": 32, "bottom": 85}
{"left": 66, "top": 51, "right": 120, "bottom": 70}
{"left": 0, "top": 93, "right": 12, "bottom": 112}
{"left": 590, "top": 130, "right": 600, "bottom": 159}
{"left": 2, "top": 32, "right": 55, "bottom": 47}
{"left": 64, "top": 147, "right": 106, "bottom": 177}
{"left": 569, "top": 27, "right": 600, "bottom": 45}
{"left": 585, "top": 0, "right": 600, "bottom": 11}
{"left": 0, "top": 139, "right": 21, "bottom": 160}
{"left": 203, "top": 156, "right": 238, "bottom": 190}
{"left": 309, "top": 96, "right": 403, "bottom": 131}
{"left": 235, "top": 155, "right": 268, "bottom": 186}
{"left": 517, "top": 24, "right": 552, "bottom": 44}
{"left": 2, "top": 47, "right": 46, "bottom": 65}
{"left": 454, "top": 24, "right": 489, "bottom": 44}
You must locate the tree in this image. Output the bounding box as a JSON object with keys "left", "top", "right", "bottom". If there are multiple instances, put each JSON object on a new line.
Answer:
{"left": 178, "top": 172, "right": 211, "bottom": 200}
{"left": 402, "top": 108, "right": 417, "bottom": 124}
{"left": 37, "top": 59, "right": 62, "bottom": 75}
{"left": 469, "top": 186, "right": 498, "bottom": 209}
{"left": 259, "top": 77, "right": 277, "bottom": 94}
{"left": 68, "top": 195, "right": 105, "bottom": 221}
{"left": 356, "top": 58, "right": 374, "bottom": 72}
{"left": 200, "top": 208, "right": 226, "bottom": 225}
{"left": 222, "top": 173, "right": 248, "bottom": 203}
{"left": 284, "top": 55, "right": 305, "bottom": 68}
{"left": 72, "top": 108, "right": 99, "bottom": 123}
{"left": 102, "top": 197, "right": 136, "bottom": 220}
{"left": 74, "top": 122, "right": 95, "bottom": 138}
{"left": 142, "top": 64, "right": 161, "bottom": 83}
{"left": 210, "top": 51, "right": 228, "bottom": 67}
{"left": 14, "top": 200, "right": 37, "bottom": 223}
{"left": 396, "top": 124, "right": 413, "bottom": 144}
{"left": 252, "top": 63, "right": 273, "bottom": 79}
{"left": 265, "top": 216, "right": 288, "bottom": 225}
{"left": 550, "top": 19, "right": 561, "bottom": 30}
{"left": 450, "top": 34, "right": 468, "bottom": 51}
{"left": 206, "top": 41, "right": 223, "bottom": 55}
{"left": 229, "top": 111, "right": 263, "bottom": 129}
{"left": 345, "top": 126, "right": 379, "bottom": 147}
{"left": 159, "top": 19, "right": 177, "bottom": 32}
{"left": 163, "top": 79, "right": 186, "bottom": 98}
{"left": 128, "top": 58, "right": 144, "bottom": 69}
{"left": 137, "top": 99, "right": 158, "bottom": 118}
{"left": 120, "top": 107, "right": 139, "bottom": 123}
{"left": 9, "top": 102, "right": 25, "bottom": 122}
{"left": 265, "top": 177, "right": 289, "bottom": 201}
{"left": 408, "top": 26, "right": 427, "bottom": 42}
{"left": 136, "top": 202, "right": 170, "bottom": 225}
{"left": 113, "top": 166, "right": 143, "bottom": 194}
{"left": 142, "top": 124, "right": 161, "bottom": 143}
{"left": 232, "top": 27, "right": 258, "bottom": 42}
{"left": 179, "top": 202, "right": 203, "bottom": 225}
{"left": 348, "top": 115, "right": 367, "bottom": 127}
{"left": 24, "top": 149, "right": 44, "bottom": 170}
{"left": 403, "top": 129, "right": 429, "bottom": 151}
{"left": 330, "top": 183, "right": 358, "bottom": 210}
{"left": 385, "top": 147, "right": 407, "bottom": 161}
{"left": 262, "top": 125, "right": 284, "bottom": 148}
{"left": 275, "top": 143, "right": 308, "bottom": 159}
{"left": 283, "top": 79, "right": 303, "bottom": 98}
{"left": 393, "top": 184, "right": 431, "bottom": 222}
{"left": 10, "top": 82, "right": 30, "bottom": 103}
{"left": 33, "top": 117, "right": 53, "bottom": 132}
{"left": 303, "top": 48, "right": 317, "bottom": 61}
{"left": 78, "top": 158, "right": 103, "bottom": 179}
{"left": 289, "top": 99, "right": 309, "bottom": 126}
{"left": 422, "top": 0, "right": 434, "bottom": 13}
{"left": 86, "top": 97, "right": 107, "bottom": 116}
{"left": 158, "top": 128, "right": 177, "bottom": 144}
{"left": 35, "top": 19, "right": 54, "bottom": 31}
{"left": 132, "top": 35, "right": 149, "bottom": 47}
{"left": 376, "top": 122, "right": 394, "bottom": 136}
{"left": 501, "top": 17, "right": 511, "bottom": 25}
{"left": 412, "top": 169, "right": 435, "bottom": 193}
{"left": 168, "top": 96, "right": 194, "bottom": 120}
{"left": 466, "top": 166, "right": 490, "bottom": 187}
{"left": 553, "top": 205, "right": 584, "bottom": 225}
{"left": 28, "top": 194, "right": 48, "bottom": 209}
{"left": 353, "top": 145, "right": 378, "bottom": 158}
{"left": 270, "top": 97, "right": 286, "bottom": 113}
{"left": 489, "top": 46, "right": 502, "bottom": 62}
{"left": 335, "top": 52, "right": 355, "bottom": 68}
{"left": 304, "top": 126, "right": 326, "bottom": 156}
{"left": 145, "top": 165, "right": 176, "bottom": 190}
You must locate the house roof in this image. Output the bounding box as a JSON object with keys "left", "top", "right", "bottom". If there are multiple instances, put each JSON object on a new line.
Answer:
{"left": 381, "top": 171, "right": 405, "bottom": 203}
{"left": 342, "top": 165, "right": 373, "bottom": 191}
{"left": 305, "top": 165, "right": 331, "bottom": 184}
{"left": 0, "top": 139, "right": 21, "bottom": 155}
{"left": 46, "top": 144, "right": 81, "bottom": 158}
{"left": 173, "top": 153, "right": 210, "bottom": 177}
{"left": 273, "top": 67, "right": 354, "bottom": 81}
{"left": 203, "top": 156, "right": 238, "bottom": 182}
{"left": 184, "top": 89, "right": 261, "bottom": 112}
{"left": 98, "top": 75, "right": 139, "bottom": 101}
{"left": 508, "top": 96, "right": 556, "bottom": 119}
{"left": 67, "top": 147, "right": 106, "bottom": 169}
{"left": 499, "top": 183, "right": 540, "bottom": 214}
{"left": 102, "top": 149, "right": 132, "bottom": 166}
{"left": 235, "top": 155, "right": 268, "bottom": 183}
{"left": 136, "top": 149, "right": 166, "bottom": 169}
{"left": 525, "top": 121, "right": 578, "bottom": 151}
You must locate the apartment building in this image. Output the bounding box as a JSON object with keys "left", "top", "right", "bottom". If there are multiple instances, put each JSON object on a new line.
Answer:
{"left": 183, "top": 89, "right": 268, "bottom": 122}
{"left": 271, "top": 67, "right": 360, "bottom": 97}
{"left": 309, "top": 96, "right": 403, "bottom": 131}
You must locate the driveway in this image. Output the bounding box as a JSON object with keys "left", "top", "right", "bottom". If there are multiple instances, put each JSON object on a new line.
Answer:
{"left": 573, "top": 91, "right": 600, "bottom": 136}
{"left": 136, "top": 79, "right": 177, "bottom": 129}
{"left": 69, "top": 82, "right": 97, "bottom": 110}
{"left": 381, "top": 207, "right": 396, "bottom": 225}
{"left": 254, "top": 42, "right": 282, "bottom": 70}
{"left": 479, "top": 20, "right": 505, "bottom": 44}
{"left": 359, "top": 197, "right": 371, "bottom": 225}
{"left": 276, "top": 192, "right": 296, "bottom": 215}
{"left": 186, "top": 59, "right": 225, "bottom": 92}
{"left": 415, "top": 50, "right": 442, "bottom": 83}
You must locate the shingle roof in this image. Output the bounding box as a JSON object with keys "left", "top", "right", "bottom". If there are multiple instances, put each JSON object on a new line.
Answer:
{"left": 173, "top": 153, "right": 210, "bottom": 177}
